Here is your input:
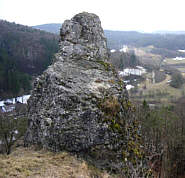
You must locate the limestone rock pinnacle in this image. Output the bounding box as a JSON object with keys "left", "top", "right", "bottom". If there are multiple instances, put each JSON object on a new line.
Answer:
{"left": 24, "top": 12, "right": 128, "bottom": 153}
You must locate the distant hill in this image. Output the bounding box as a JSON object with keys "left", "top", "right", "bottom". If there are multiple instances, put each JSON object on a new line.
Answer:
{"left": 153, "top": 30, "right": 185, "bottom": 35}
{"left": 0, "top": 20, "right": 59, "bottom": 97}
{"left": 104, "top": 30, "right": 145, "bottom": 49}
{"left": 32, "top": 23, "right": 62, "bottom": 34}
{"left": 32, "top": 24, "right": 147, "bottom": 49}
{"left": 32, "top": 23, "right": 185, "bottom": 52}
{"left": 104, "top": 30, "right": 185, "bottom": 51}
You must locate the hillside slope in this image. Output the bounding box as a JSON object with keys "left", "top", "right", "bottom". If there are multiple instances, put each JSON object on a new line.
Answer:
{"left": 0, "top": 20, "right": 59, "bottom": 97}
{"left": 0, "top": 20, "right": 59, "bottom": 75}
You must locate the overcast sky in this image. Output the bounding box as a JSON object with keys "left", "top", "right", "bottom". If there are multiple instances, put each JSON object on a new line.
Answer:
{"left": 1, "top": 0, "right": 185, "bottom": 32}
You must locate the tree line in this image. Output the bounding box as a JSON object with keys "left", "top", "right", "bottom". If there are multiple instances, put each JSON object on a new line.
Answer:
{"left": 137, "top": 99, "right": 185, "bottom": 177}
{"left": 105, "top": 30, "right": 185, "bottom": 51}
{"left": 110, "top": 51, "right": 140, "bottom": 70}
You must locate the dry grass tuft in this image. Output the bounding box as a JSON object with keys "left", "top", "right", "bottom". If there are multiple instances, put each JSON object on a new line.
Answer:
{"left": 0, "top": 146, "right": 114, "bottom": 178}
{"left": 100, "top": 96, "right": 121, "bottom": 116}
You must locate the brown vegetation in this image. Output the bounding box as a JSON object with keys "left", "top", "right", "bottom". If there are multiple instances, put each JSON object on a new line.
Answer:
{"left": 0, "top": 146, "right": 113, "bottom": 178}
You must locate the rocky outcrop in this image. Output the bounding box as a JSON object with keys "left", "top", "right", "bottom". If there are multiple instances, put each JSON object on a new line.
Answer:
{"left": 25, "top": 12, "right": 127, "bottom": 151}
{"left": 24, "top": 12, "right": 148, "bottom": 176}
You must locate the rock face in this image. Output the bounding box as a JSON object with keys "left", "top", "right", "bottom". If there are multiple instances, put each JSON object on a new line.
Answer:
{"left": 24, "top": 12, "right": 128, "bottom": 153}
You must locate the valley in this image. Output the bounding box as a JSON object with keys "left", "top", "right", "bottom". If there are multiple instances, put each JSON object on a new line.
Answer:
{"left": 110, "top": 44, "right": 185, "bottom": 106}
{"left": 1, "top": 19, "right": 185, "bottom": 177}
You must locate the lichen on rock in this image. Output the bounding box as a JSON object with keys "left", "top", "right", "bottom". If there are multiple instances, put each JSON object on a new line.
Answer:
{"left": 24, "top": 12, "right": 150, "bottom": 176}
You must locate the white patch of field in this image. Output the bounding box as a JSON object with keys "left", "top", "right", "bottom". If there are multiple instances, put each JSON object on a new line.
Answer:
{"left": 119, "top": 67, "right": 146, "bottom": 76}
{"left": 126, "top": 85, "right": 134, "bottom": 90}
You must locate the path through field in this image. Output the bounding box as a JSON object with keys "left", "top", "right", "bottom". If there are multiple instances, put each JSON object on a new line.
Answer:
{"left": 145, "top": 74, "right": 171, "bottom": 90}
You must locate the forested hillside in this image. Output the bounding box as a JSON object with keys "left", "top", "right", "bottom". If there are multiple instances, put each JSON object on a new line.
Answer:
{"left": 0, "top": 20, "right": 59, "bottom": 98}
{"left": 105, "top": 30, "right": 185, "bottom": 51}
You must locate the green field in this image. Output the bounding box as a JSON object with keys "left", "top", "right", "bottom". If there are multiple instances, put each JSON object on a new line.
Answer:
{"left": 130, "top": 72, "right": 185, "bottom": 105}
{"left": 163, "top": 57, "right": 185, "bottom": 65}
